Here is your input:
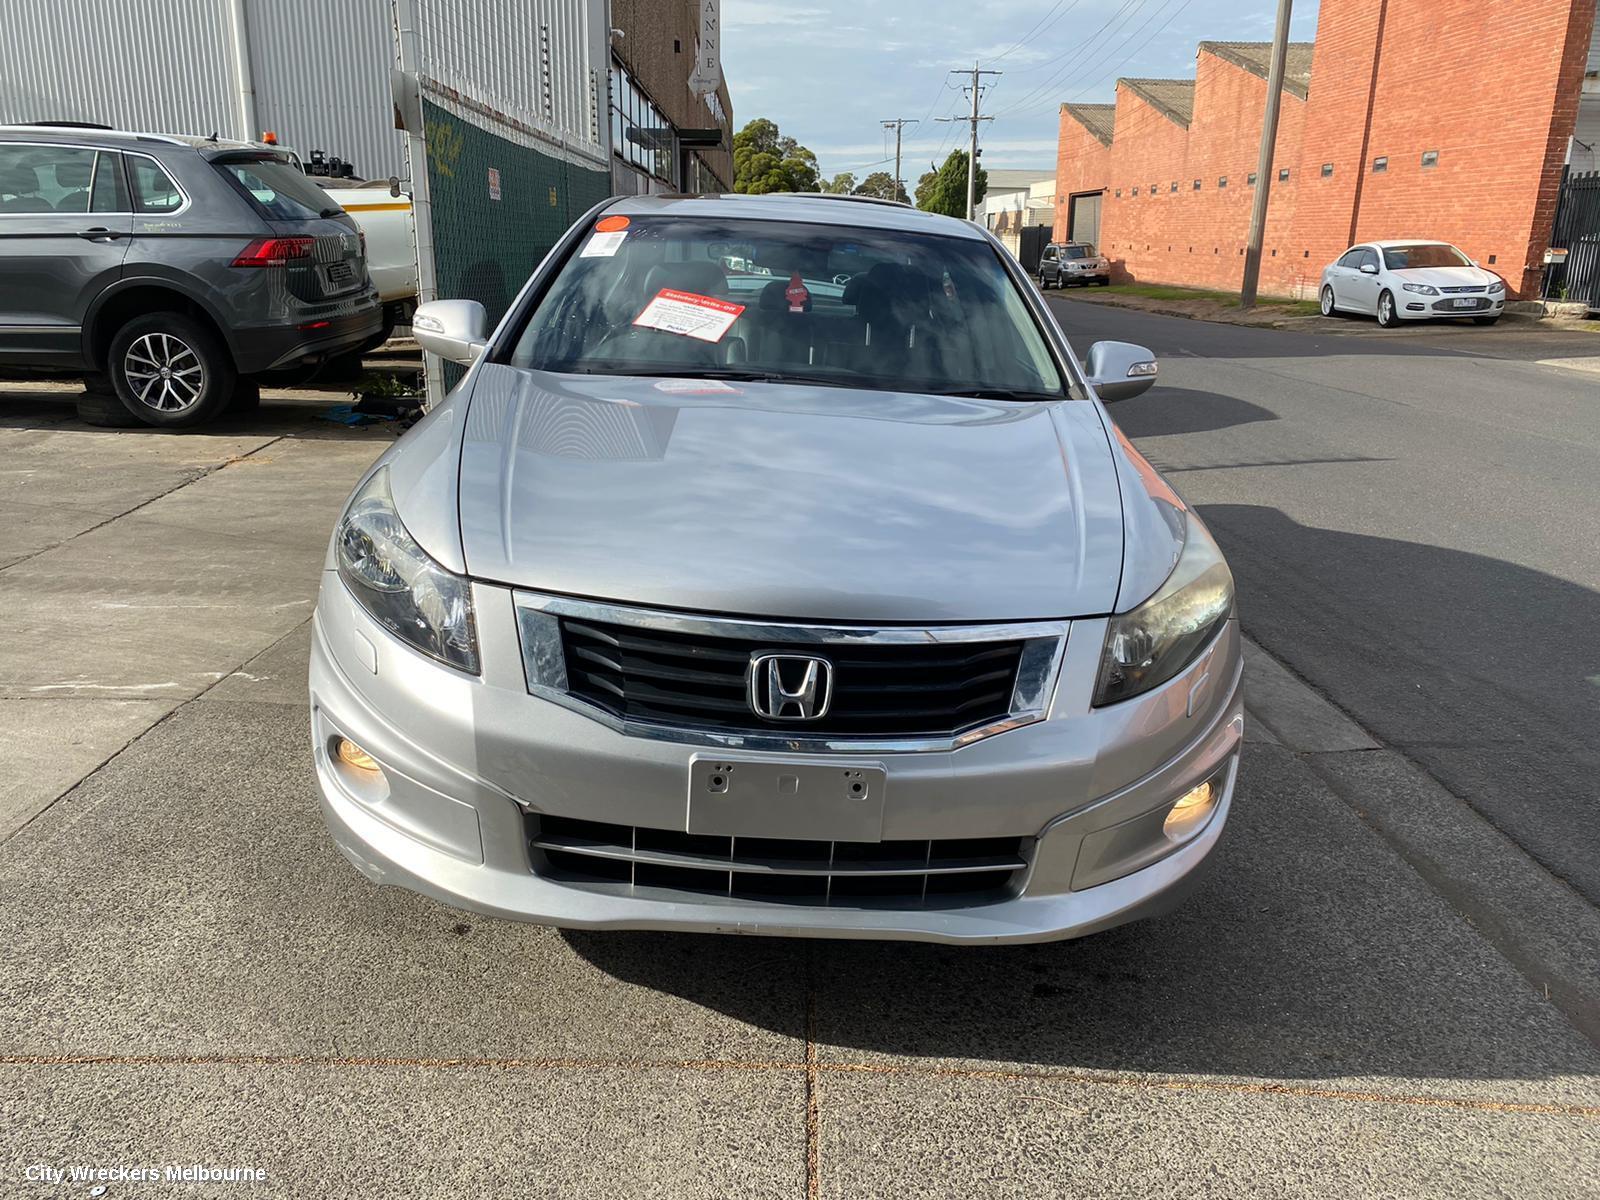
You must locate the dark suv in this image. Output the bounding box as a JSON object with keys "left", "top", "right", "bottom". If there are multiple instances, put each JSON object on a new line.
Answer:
{"left": 1038, "top": 241, "right": 1110, "bottom": 288}
{"left": 0, "top": 126, "right": 382, "bottom": 427}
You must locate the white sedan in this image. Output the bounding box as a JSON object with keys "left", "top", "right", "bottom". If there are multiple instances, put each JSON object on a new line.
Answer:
{"left": 1319, "top": 240, "right": 1506, "bottom": 327}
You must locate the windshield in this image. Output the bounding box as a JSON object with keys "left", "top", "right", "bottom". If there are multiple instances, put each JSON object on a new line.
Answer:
{"left": 215, "top": 156, "right": 337, "bottom": 221}
{"left": 507, "top": 215, "right": 1067, "bottom": 398}
{"left": 1382, "top": 243, "right": 1470, "bottom": 270}
{"left": 1062, "top": 245, "right": 1093, "bottom": 259}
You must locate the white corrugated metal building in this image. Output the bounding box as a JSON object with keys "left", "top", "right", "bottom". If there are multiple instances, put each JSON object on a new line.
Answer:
{"left": 0, "top": 0, "right": 609, "bottom": 183}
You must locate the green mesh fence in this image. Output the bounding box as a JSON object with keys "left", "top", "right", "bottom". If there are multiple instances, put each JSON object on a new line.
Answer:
{"left": 422, "top": 97, "right": 609, "bottom": 375}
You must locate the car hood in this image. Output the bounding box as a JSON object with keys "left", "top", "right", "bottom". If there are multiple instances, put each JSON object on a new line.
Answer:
{"left": 1389, "top": 264, "right": 1497, "bottom": 288}
{"left": 456, "top": 363, "right": 1126, "bottom": 622}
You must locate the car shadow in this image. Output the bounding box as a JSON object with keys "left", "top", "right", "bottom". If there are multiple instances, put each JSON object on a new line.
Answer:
{"left": 563, "top": 509, "right": 1600, "bottom": 1086}
{"left": 1103, "top": 384, "right": 1278, "bottom": 438}
{"left": 0, "top": 381, "right": 403, "bottom": 441}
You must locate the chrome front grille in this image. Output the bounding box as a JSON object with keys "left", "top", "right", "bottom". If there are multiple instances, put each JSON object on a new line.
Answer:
{"left": 530, "top": 814, "right": 1029, "bottom": 907}
{"left": 514, "top": 593, "right": 1069, "bottom": 752}
{"left": 1438, "top": 285, "right": 1484, "bottom": 294}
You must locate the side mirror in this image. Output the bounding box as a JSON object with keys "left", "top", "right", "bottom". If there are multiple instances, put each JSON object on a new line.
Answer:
{"left": 413, "top": 299, "right": 487, "bottom": 366}
{"left": 1359, "top": 262, "right": 1379, "bottom": 275}
{"left": 1084, "top": 340, "right": 1158, "bottom": 402}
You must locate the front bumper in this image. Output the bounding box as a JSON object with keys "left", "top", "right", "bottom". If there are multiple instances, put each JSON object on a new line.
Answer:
{"left": 1399, "top": 293, "right": 1504, "bottom": 318}
{"left": 308, "top": 577, "right": 1243, "bottom": 943}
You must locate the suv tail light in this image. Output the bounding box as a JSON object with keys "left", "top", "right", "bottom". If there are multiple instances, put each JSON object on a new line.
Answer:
{"left": 231, "top": 236, "right": 315, "bottom": 268}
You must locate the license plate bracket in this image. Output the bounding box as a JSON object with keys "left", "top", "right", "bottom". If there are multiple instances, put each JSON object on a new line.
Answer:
{"left": 687, "top": 755, "right": 887, "bottom": 842}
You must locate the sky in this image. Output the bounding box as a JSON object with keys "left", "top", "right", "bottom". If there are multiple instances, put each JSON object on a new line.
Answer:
{"left": 722, "top": 0, "right": 1321, "bottom": 183}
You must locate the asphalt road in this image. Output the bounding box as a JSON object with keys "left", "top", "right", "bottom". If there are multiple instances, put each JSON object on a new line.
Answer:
{"left": 3, "top": 373, "right": 1599, "bottom": 1195}
{"left": 1049, "top": 298, "right": 1600, "bottom": 907}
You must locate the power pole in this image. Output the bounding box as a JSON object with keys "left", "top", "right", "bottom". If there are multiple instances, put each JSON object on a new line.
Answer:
{"left": 1240, "top": 0, "right": 1293, "bottom": 309}
{"left": 935, "top": 63, "right": 999, "bottom": 221}
{"left": 881, "top": 117, "right": 917, "bottom": 201}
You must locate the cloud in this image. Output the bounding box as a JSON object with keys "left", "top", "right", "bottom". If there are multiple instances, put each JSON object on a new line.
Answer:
{"left": 724, "top": 3, "right": 829, "bottom": 28}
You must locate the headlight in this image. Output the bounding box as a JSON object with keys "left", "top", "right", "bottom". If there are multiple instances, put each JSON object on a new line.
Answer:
{"left": 1401, "top": 283, "right": 1439, "bottom": 296}
{"left": 1094, "top": 519, "right": 1233, "bottom": 706}
{"left": 1487, "top": 279, "right": 1505, "bottom": 294}
{"left": 335, "top": 467, "right": 479, "bottom": 673}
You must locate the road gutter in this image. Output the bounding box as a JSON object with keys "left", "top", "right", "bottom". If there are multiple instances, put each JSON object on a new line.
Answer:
{"left": 1242, "top": 636, "right": 1600, "bottom": 1049}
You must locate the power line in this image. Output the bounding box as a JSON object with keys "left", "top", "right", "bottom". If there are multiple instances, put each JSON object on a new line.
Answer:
{"left": 1001, "top": 0, "right": 1198, "bottom": 123}
{"left": 980, "top": 0, "right": 1085, "bottom": 66}
{"left": 990, "top": 0, "right": 1152, "bottom": 118}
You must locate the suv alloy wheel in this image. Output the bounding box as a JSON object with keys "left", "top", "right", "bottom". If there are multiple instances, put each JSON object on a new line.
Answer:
{"left": 109, "top": 313, "right": 237, "bottom": 427}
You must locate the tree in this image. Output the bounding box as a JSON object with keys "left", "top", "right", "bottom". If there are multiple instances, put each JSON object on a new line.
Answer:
{"left": 733, "top": 118, "right": 821, "bottom": 194}
{"left": 822, "top": 172, "right": 858, "bottom": 194}
{"left": 853, "top": 171, "right": 908, "bottom": 203}
{"left": 914, "top": 149, "right": 988, "bottom": 218}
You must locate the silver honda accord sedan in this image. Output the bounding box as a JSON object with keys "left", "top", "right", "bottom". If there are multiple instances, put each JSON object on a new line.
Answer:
{"left": 309, "top": 192, "right": 1242, "bottom": 943}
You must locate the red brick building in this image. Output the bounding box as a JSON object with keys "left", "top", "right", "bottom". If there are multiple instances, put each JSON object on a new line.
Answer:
{"left": 1052, "top": 0, "right": 1599, "bottom": 298}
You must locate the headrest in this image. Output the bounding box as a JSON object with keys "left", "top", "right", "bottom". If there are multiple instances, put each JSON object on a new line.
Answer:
{"left": 642, "top": 260, "right": 726, "bottom": 300}
{"left": 53, "top": 158, "right": 93, "bottom": 188}
{"left": 853, "top": 262, "right": 934, "bottom": 323}
{"left": 0, "top": 163, "right": 40, "bottom": 195}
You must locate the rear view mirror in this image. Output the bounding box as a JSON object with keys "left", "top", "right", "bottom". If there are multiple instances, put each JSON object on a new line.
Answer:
{"left": 1084, "top": 340, "right": 1158, "bottom": 402}
{"left": 413, "top": 299, "right": 488, "bottom": 366}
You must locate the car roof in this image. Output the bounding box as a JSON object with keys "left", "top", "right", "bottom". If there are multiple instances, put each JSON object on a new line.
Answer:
{"left": 602, "top": 192, "right": 988, "bottom": 240}
{"left": 1364, "top": 239, "right": 1455, "bottom": 248}
{"left": 0, "top": 125, "right": 265, "bottom": 154}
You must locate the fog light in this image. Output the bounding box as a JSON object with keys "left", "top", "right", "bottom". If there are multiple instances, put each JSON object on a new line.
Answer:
{"left": 1163, "top": 777, "right": 1219, "bottom": 842}
{"left": 336, "top": 737, "right": 381, "bottom": 774}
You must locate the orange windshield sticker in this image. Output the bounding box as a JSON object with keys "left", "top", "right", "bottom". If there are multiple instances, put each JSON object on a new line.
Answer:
{"left": 632, "top": 289, "right": 746, "bottom": 342}
{"left": 595, "top": 215, "right": 630, "bottom": 232}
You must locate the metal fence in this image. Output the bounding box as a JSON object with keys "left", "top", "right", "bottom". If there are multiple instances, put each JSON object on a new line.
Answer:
{"left": 394, "top": 0, "right": 611, "bottom": 400}
{"left": 1544, "top": 169, "right": 1600, "bottom": 312}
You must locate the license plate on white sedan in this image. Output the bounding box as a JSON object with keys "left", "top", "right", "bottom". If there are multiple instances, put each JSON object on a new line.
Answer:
{"left": 1453, "top": 297, "right": 1477, "bottom": 308}
{"left": 687, "top": 756, "right": 886, "bottom": 842}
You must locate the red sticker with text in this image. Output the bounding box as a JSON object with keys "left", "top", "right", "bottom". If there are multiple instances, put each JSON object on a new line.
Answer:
{"left": 632, "top": 289, "right": 746, "bottom": 342}
{"left": 786, "top": 272, "right": 810, "bottom": 313}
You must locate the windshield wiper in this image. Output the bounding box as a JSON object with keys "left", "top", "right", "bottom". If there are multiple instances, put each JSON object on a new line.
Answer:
{"left": 930, "top": 387, "right": 1063, "bottom": 402}
{"left": 569, "top": 366, "right": 840, "bottom": 386}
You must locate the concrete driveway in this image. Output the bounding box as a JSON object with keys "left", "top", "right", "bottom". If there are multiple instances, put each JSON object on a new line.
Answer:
{"left": 2, "top": 380, "right": 1597, "bottom": 1197}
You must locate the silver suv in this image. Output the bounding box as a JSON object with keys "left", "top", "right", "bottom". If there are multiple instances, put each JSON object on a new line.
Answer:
{"left": 1039, "top": 241, "right": 1110, "bottom": 288}
{"left": 0, "top": 125, "right": 382, "bottom": 426}
{"left": 310, "top": 194, "right": 1241, "bottom": 944}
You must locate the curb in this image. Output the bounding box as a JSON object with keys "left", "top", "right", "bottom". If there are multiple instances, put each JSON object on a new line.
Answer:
{"left": 1242, "top": 635, "right": 1600, "bottom": 1049}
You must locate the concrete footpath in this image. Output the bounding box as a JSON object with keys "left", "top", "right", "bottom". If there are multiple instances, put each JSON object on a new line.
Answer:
{"left": 1, "top": 382, "right": 1597, "bottom": 1198}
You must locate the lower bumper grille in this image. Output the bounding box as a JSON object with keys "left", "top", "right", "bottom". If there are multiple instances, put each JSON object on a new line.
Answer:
{"left": 1431, "top": 296, "right": 1490, "bottom": 312}
{"left": 529, "top": 814, "right": 1029, "bottom": 908}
